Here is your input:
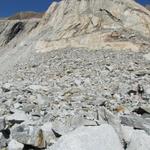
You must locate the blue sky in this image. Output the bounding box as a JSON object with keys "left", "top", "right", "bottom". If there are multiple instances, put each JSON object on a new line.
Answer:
{"left": 0, "top": 0, "right": 149, "bottom": 17}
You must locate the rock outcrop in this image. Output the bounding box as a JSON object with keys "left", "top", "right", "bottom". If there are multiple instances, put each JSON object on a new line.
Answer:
{"left": 0, "top": 19, "right": 39, "bottom": 47}
{"left": 35, "top": 0, "right": 150, "bottom": 52}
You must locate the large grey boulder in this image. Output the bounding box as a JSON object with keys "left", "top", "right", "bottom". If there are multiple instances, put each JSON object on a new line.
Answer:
{"left": 49, "top": 124, "right": 124, "bottom": 150}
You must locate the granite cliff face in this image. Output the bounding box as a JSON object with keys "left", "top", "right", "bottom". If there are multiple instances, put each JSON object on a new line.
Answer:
{"left": 0, "top": 1, "right": 150, "bottom": 150}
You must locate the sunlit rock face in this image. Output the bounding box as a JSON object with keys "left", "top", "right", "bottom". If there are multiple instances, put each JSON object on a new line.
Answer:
{"left": 0, "top": 0, "right": 150, "bottom": 52}
{"left": 35, "top": 0, "right": 150, "bottom": 52}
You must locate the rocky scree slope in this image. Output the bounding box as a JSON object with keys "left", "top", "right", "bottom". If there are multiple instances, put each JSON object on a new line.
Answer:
{"left": 0, "top": 0, "right": 150, "bottom": 150}
{"left": 0, "top": 18, "right": 40, "bottom": 74}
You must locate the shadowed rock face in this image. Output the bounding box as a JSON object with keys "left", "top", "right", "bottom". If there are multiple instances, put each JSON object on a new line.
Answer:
{"left": 5, "top": 22, "right": 24, "bottom": 44}
{"left": 0, "top": 19, "right": 40, "bottom": 47}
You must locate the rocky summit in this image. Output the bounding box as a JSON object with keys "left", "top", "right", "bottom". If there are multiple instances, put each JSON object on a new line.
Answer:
{"left": 0, "top": 0, "right": 150, "bottom": 150}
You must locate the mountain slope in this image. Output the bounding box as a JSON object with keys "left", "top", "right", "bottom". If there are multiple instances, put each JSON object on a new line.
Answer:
{"left": 0, "top": 1, "right": 150, "bottom": 149}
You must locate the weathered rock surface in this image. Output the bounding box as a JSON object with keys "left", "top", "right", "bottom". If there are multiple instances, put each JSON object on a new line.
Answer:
{"left": 126, "top": 130, "right": 150, "bottom": 150}
{"left": 36, "top": 0, "right": 150, "bottom": 52}
{"left": 49, "top": 124, "right": 124, "bottom": 150}
{"left": 11, "top": 123, "right": 46, "bottom": 148}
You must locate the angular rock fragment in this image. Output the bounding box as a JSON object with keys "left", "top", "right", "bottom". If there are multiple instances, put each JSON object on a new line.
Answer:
{"left": 1, "top": 83, "right": 12, "bottom": 92}
{"left": 8, "top": 139, "right": 24, "bottom": 150}
{"left": 5, "top": 110, "right": 29, "bottom": 124}
{"left": 41, "top": 122, "right": 57, "bottom": 146}
{"left": 11, "top": 123, "right": 46, "bottom": 148}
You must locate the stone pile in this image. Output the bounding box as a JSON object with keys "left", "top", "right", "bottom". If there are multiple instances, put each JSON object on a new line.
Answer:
{"left": 0, "top": 48, "right": 150, "bottom": 150}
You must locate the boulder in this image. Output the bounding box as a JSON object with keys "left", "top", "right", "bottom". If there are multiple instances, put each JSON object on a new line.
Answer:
{"left": 49, "top": 124, "right": 124, "bottom": 150}
{"left": 127, "top": 130, "right": 150, "bottom": 150}
{"left": 11, "top": 123, "right": 46, "bottom": 148}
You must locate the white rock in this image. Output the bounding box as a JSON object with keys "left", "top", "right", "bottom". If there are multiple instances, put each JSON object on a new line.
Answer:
{"left": 121, "top": 125, "right": 134, "bottom": 143}
{"left": 28, "top": 85, "right": 49, "bottom": 92}
{"left": 1, "top": 83, "right": 12, "bottom": 92}
{"left": 127, "top": 130, "right": 150, "bottom": 150}
{"left": 145, "top": 88, "right": 150, "bottom": 95}
{"left": 144, "top": 53, "right": 150, "bottom": 61}
{"left": 36, "top": 94, "right": 50, "bottom": 106}
{"left": 49, "top": 124, "right": 124, "bottom": 150}
{"left": 6, "top": 110, "right": 29, "bottom": 123}
{"left": 8, "top": 139, "right": 24, "bottom": 150}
